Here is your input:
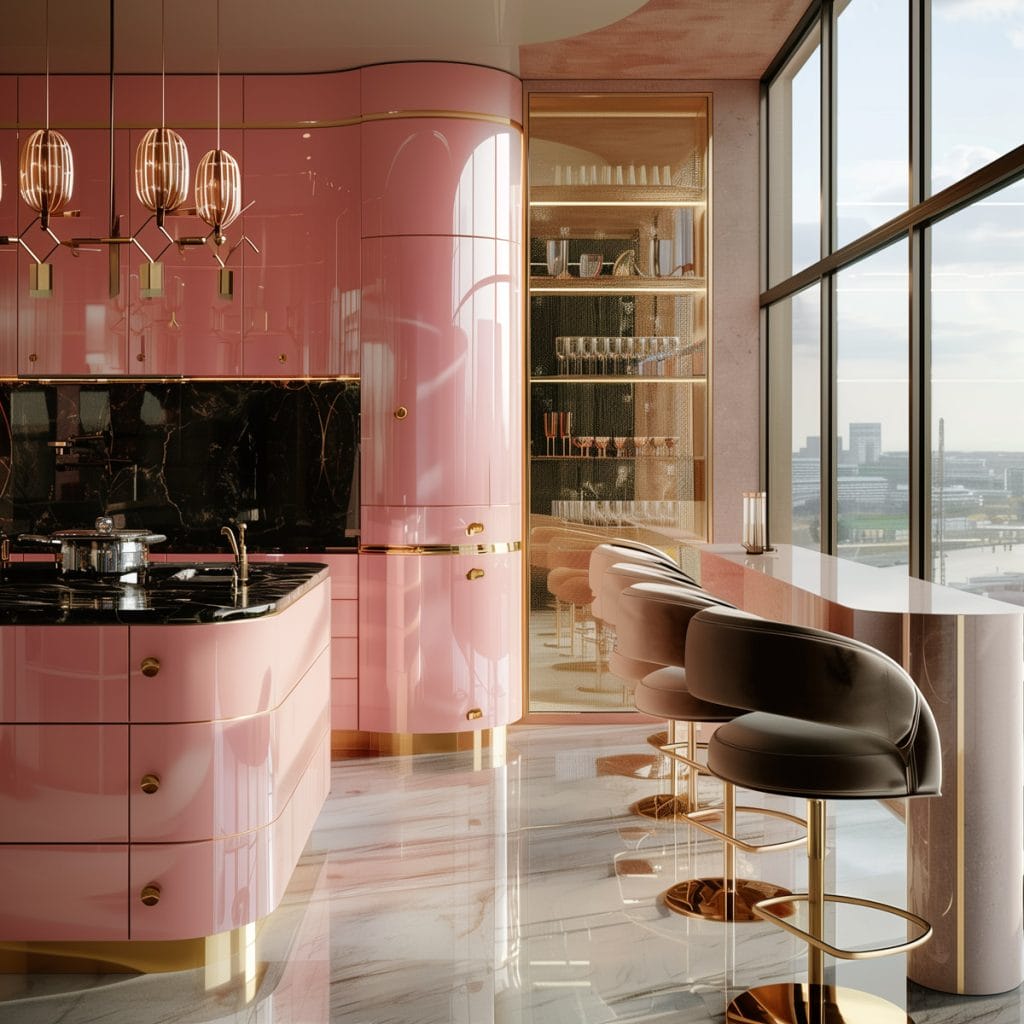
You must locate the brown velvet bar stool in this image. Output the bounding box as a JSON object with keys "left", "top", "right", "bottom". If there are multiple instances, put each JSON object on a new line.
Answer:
{"left": 685, "top": 606, "right": 941, "bottom": 1024}
{"left": 615, "top": 583, "right": 805, "bottom": 921}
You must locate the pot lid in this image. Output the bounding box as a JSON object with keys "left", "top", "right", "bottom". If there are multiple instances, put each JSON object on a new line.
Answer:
{"left": 51, "top": 516, "right": 159, "bottom": 541}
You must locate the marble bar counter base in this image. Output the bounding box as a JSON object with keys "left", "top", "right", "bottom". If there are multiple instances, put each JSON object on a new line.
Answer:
{"left": 698, "top": 543, "right": 1024, "bottom": 997}
{"left": 0, "top": 566, "right": 331, "bottom": 949}
{"left": 0, "top": 561, "right": 329, "bottom": 624}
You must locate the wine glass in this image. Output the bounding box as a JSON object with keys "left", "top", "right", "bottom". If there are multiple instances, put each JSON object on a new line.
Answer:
{"left": 555, "top": 337, "right": 568, "bottom": 376}
{"left": 653, "top": 436, "right": 668, "bottom": 457}
{"left": 594, "top": 436, "right": 610, "bottom": 457}
{"left": 575, "top": 435, "right": 594, "bottom": 458}
{"left": 613, "top": 435, "right": 629, "bottom": 457}
{"left": 559, "top": 411, "right": 573, "bottom": 455}
{"left": 579, "top": 253, "right": 603, "bottom": 278}
{"left": 543, "top": 412, "right": 558, "bottom": 456}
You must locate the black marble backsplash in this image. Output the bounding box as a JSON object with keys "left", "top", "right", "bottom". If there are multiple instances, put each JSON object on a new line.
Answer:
{"left": 0, "top": 381, "right": 359, "bottom": 552}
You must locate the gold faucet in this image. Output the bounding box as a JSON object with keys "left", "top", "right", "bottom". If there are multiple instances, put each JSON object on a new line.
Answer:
{"left": 220, "top": 522, "right": 249, "bottom": 583}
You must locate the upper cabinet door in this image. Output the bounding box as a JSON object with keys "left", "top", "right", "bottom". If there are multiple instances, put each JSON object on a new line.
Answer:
{"left": 16, "top": 78, "right": 129, "bottom": 376}
{"left": 361, "top": 119, "right": 521, "bottom": 242}
{"left": 242, "top": 125, "right": 360, "bottom": 377}
{"left": 361, "top": 235, "right": 521, "bottom": 508}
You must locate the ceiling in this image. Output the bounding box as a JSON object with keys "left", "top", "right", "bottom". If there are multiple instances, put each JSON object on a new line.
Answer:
{"left": 0, "top": 0, "right": 807, "bottom": 80}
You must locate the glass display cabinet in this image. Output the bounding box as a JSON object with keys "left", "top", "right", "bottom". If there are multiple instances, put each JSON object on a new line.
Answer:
{"left": 526, "top": 93, "right": 710, "bottom": 713}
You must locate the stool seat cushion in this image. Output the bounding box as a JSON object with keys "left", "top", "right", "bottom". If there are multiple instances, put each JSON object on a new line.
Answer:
{"left": 708, "top": 712, "right": 931, "bottom": 799}
{"left": 608, "top": 650, "right": 656, "bottom": 685}
{"left": 634, "top": 666, "right": 739, "bottom": 722}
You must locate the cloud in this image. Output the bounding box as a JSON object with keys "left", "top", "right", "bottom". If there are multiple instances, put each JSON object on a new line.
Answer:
{"left": 934, "top": 0, "right": 1024, "bottom": 21}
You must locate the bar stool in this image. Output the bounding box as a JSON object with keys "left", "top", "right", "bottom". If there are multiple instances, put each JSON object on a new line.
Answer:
{"left": 615, "top": 583, "right": 805, "bottom": 923}
{"left": 685, "top": 606, "right": 941, "bottom": 1024}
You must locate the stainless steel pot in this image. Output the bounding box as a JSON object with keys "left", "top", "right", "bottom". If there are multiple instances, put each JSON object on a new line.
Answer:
{"left": 20, "top": 516, "right": 167, "bottom": 575}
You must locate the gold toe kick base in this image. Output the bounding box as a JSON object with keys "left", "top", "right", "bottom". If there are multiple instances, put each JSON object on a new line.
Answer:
{"left": 661, "top": 877, "right": 795, "bottom": 923}
{"left": 726, "top": 983, "right": 916, "bottom": 1024}
{"left": 331, "top": 726, "right": 507, "bottom": 766}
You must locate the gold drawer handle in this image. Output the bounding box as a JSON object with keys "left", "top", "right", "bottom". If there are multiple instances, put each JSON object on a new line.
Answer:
{"left": 141, "top": 657, "right": 161, "bottom": 678}
{"left": 140, "top": 774, "right": 161, "bottom": 795}
{"left": 466, "top": 708, "right": 483, "bottom": 721}
{"left": 278, "top": 353, "right": 288, "bottom": 363}
{"left": 393, "top": 406, "right": 408, "bottom": 420}
{"left": 465, "top": 522, "right": 484, "bottom": 536}
{"left": 466, "top": 568, "right": 485, "bottom": 581}
{"left": 140, "top": 884, "right": 161, "bottom": 907}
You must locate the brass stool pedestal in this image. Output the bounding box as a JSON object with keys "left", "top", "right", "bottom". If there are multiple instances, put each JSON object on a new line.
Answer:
{"left": 726, "top": 983, "right": 915, "bottom": 1024}
{"left": 662, "top": 876, "right": 793, "bottom": 923}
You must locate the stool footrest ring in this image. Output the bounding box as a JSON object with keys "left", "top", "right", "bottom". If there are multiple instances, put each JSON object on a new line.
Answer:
{"left": 684, "top": 803, "right": 807, "bottom": 854}
{"left": 754, "top": 893, "right": 933, "bottom": 961}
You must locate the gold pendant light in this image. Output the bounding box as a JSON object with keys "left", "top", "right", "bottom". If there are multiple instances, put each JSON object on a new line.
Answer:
{"left": 18, "top": 0, "right": 74, "bottom": 233}
{"left": 195, "top": 0, "right": 242, "bottom": 245}
{"left": 134, "top": 0, "right": 189, "bottom": 228}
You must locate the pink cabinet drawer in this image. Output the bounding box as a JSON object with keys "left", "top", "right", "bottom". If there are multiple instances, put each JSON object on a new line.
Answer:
{"left": 0, "top": 845, "right": 128, "bottom": 941}
{"left": 2, "top": 626, "right": 128, "bottom": 723}
{"left": 129, "top": 648, "right": 329, "bottom": 842}
{"left": 360, "top": 63, "right": 522, "bottom": 121}
{"left": 361, "top": 236, "right": 521, "bottom": 507}
{"left": 331, "top": 676, "right": 358, "bottom": 730}
{"left": 130, "top": 732, "right": 328, "bottom": 941}
{"left": 332, "top": 600, "right": 358, "bottom": 638}
{"left": 361, "top": 119, "right": 520, "bottom": 241}
{"left": 358, "top": 551, "right": 522, "bottom": 733}
{"left": 361, "top": 505, "right": 521, "bottom": 547}
{"left": 242, "top": 125, "right": 360, "bottom": 377}
{"left": 0, "top": 725, "right": 128, "bottom": 842}
{"left": 331, "top": 637, "right": 358, "bottom": 679}
{"left": 129, "top": 579, "right": 330, "bottom": 722}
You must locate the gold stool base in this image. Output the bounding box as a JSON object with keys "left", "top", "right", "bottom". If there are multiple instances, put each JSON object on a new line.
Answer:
{"left": 726, "top": 983, "right": 915, "bottom": 1023}
{"left": 647, "top": 731, "right": 669, "bottom": 750}
{"left": 631, "top": 793, "right": 693, "bottom": 820}
{"left": 662, "top": 877, "right": 795, "bottom": 923}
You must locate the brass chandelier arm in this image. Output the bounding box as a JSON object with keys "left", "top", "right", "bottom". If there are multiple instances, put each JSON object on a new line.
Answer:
{"left": 754, "top": 893, "right": 934, "bottom": 961}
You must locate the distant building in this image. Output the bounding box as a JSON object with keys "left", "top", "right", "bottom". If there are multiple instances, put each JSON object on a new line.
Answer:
{"left": 849, "top": 422, "right": 881, "bottom": 465}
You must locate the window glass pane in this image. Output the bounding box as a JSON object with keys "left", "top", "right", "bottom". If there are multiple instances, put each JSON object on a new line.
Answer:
{"left": 768, "top": 25, "right": 821, "bottom": 286}
{"left": 836, "top": 241, "right": 909, "bottom": 569}
{"left": 931, "top": 0, "right": 1024, "bottom": 193}
{"left": 836, "top": 0, "right": 909, "bottom": 246}
{"left": 768, "top": 286, "right": 822, "bottom": 550}
{"left": 930, "top": 178, "right": 1024, "bottom": 597}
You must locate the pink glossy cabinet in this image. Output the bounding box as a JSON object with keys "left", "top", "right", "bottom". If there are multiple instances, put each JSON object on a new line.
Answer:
{"left": 361, "top": 235, "right": 520, "bottom": 508}
{"left": 359, "top": 552, "right": 522, "bottom": 732}
{"left": 243, "top": 125, "right": 360, "bottom": 377}
{"left": 358, "top": 63, "right": 524, "bottom": 737}
{"left": 0, "top": 77, "right": 16, "bottom": 375}
{"left": 16, "top": 76, "right": 128, "bottom": 376}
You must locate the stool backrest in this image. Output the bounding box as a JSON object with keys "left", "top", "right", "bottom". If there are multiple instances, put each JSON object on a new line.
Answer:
{"left": 685, "top": 606, "right": 941, "bottom": 795}
{"left": 598, "top": 561, "right": 700, "bottom": 626}
{"left": 615, "top": 581, "right": 735, "bottom": 669}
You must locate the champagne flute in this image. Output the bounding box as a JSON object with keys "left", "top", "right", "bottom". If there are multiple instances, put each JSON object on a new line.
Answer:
{"left": 543, "top": 411, "right": 558, "bottom": 456}
{"left": 559, "top": 411, "right": 573, "bottom": 456}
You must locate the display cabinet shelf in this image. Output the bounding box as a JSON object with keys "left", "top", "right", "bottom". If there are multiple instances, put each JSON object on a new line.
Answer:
{"left": 529, "top": 277, "right": 706, "bottom": 294}
{"left": 530, "top": 186, "right": 705, "bottom": 206}
{"left": 530, "top": 376, "right": 706, "bottom": 384}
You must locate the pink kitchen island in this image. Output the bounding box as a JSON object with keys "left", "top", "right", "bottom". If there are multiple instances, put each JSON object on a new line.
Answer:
{"left": 0, "top": 561, "right": 330, "bottom": 971}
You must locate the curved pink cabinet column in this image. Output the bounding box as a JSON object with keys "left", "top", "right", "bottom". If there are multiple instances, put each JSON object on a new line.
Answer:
{"left": 358, "top": 63, "right": 523, "bottom": 737}
{"left": 0, "top": 576, "right": 331, "bottom": 943}
{"left": 361, "top": 235, "right": 520, "bottom": 508}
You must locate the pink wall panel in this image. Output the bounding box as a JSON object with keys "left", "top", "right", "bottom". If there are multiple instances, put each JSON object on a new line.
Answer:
{"left": 242, "top": 125, "right": 360, "bottom": 376}
{"left": 0, "top": 845, "right": 128, "bottom": 941}
{"left": 129, "top": 578, "right": 329, "bottom": 722}
{"left": 361, "top": 235, "right": 521, "bottom": 508}
{"left": 330, "top": 637, "right": 358, "bottom": 679}
{"left": 361, "top": 119, "right": 520, "bottom": 241}
{"left": 243, "top": 70, "right": 359, "bottom": 124}
{"left": 360, "top": 63, "right": 522, "bottom": 121}
{"left": 129, "top": 648, "right": 328, "bottom": 841}
{"left": 330, "top": 676, "right": 358, "bottom": 730}
{"left": 358, "top": 551, "right": 522, "bottom": 732}
{"left": 2, "top": 626, "right": 128, "bottom": 723}
{"left": 331, "top": 599, "right": 358, "bottom": 638}
{"left": 0, "top": 725, "right": 128, "bottom": 842}
{"left": 360, "top": 504, "right": 521, "bottom": 548}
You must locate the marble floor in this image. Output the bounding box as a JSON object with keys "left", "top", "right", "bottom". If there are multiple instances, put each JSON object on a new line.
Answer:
{"left": 0, "top": 724, "right": 1020, "bottom": 1023}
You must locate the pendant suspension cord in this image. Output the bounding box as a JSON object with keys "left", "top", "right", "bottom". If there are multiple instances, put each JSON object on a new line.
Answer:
{"left": 108, "top": 0, "right": 116, "bottom": 234}
{"left": 44, "top": 0, "right": 50, "bottom": 127}
{"left": 215, "top": 0, "right": 221, "bottom": 150}
{"left": 160, "top": 0, "right": 166, "bottom": 127}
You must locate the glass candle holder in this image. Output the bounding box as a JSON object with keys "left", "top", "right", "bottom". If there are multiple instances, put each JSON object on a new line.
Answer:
{"left": 742, "top": 491, "right": 769, "bottom": 554}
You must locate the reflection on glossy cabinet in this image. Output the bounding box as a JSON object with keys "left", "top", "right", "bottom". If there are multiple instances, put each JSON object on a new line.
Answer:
{"left": 243, "top": 125, "right": 360, "bottom": 376}
{"left": 361, "top": 235, "right": 520, "bottom": 507}
{"left": 358, "top": 551, "right": 522, "bottom": 733}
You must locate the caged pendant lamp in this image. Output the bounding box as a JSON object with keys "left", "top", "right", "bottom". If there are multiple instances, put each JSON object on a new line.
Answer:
{"left": 194, "top": 0, "right": 241, "bottom": 246}
{"left": 134, "top": 0, "right": 190, "bottom": 230}
{"left": 18, "top": 0, "right": 74, "bottom": 234}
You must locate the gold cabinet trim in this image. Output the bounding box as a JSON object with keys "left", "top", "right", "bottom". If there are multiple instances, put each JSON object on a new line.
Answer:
{"left": 358, "top": 541, "right": 521, "bottom": 556}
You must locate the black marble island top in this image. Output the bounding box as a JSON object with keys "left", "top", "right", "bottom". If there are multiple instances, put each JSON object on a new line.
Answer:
{"left": 0, "top": 562, "right": 329, "bottom": 625}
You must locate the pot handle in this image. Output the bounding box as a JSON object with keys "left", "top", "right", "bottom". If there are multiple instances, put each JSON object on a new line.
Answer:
{"left": 17, "top": 534, "right": 61, "bottom": 546}
{"left": 141, "top": 534, "right": 168, "bottom": 546}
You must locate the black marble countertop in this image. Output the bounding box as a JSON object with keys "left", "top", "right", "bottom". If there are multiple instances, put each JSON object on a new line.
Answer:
{"left": 0, "top": 561, "right": 330, "bottom": 625}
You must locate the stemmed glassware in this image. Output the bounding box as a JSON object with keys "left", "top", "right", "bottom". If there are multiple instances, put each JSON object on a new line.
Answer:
{"left": 559, "top": 411, "right": 573, "bottom": 455}
{"left": 543, "top": 412, "right": 558, "bottom": 456}
{"left": 594, "top": 436, "right": 610, "bottom": 457}
{"left": 574, "top": 435, "right": 593, "bottom": 458}
{"left": 613, "top": 435, "right": 629, "bottom": 457}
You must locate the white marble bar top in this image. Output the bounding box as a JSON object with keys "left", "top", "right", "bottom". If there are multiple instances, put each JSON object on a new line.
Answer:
{"left": 701, "top": 542, "right": 1020, "bottom": 617}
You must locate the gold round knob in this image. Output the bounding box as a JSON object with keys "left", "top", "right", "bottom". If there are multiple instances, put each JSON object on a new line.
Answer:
{"left": 28, "top": 353, "right": 38, "bottom": 363}
{"left": 393, "top": 406, "right": 408, "bottom": 420}
{"left": 140, "top": 884, "right": 161, "bottom": 907}
{"left": 140, "top": 774, "right": 161, "bottom": 794}
{"left": 466, "top": 568, "right": 485, "bottom": 581}
{"left": 278, "top": 353, "right": 287, "bottom": 363}
{"left": 465, "top": 522, "right": 485, "bottom": 536}
{"left": 140, "top": 656, "right": 161, "bottom": 678}
{"left": 466, "top": 708, "right": 483, "bottom": 721}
